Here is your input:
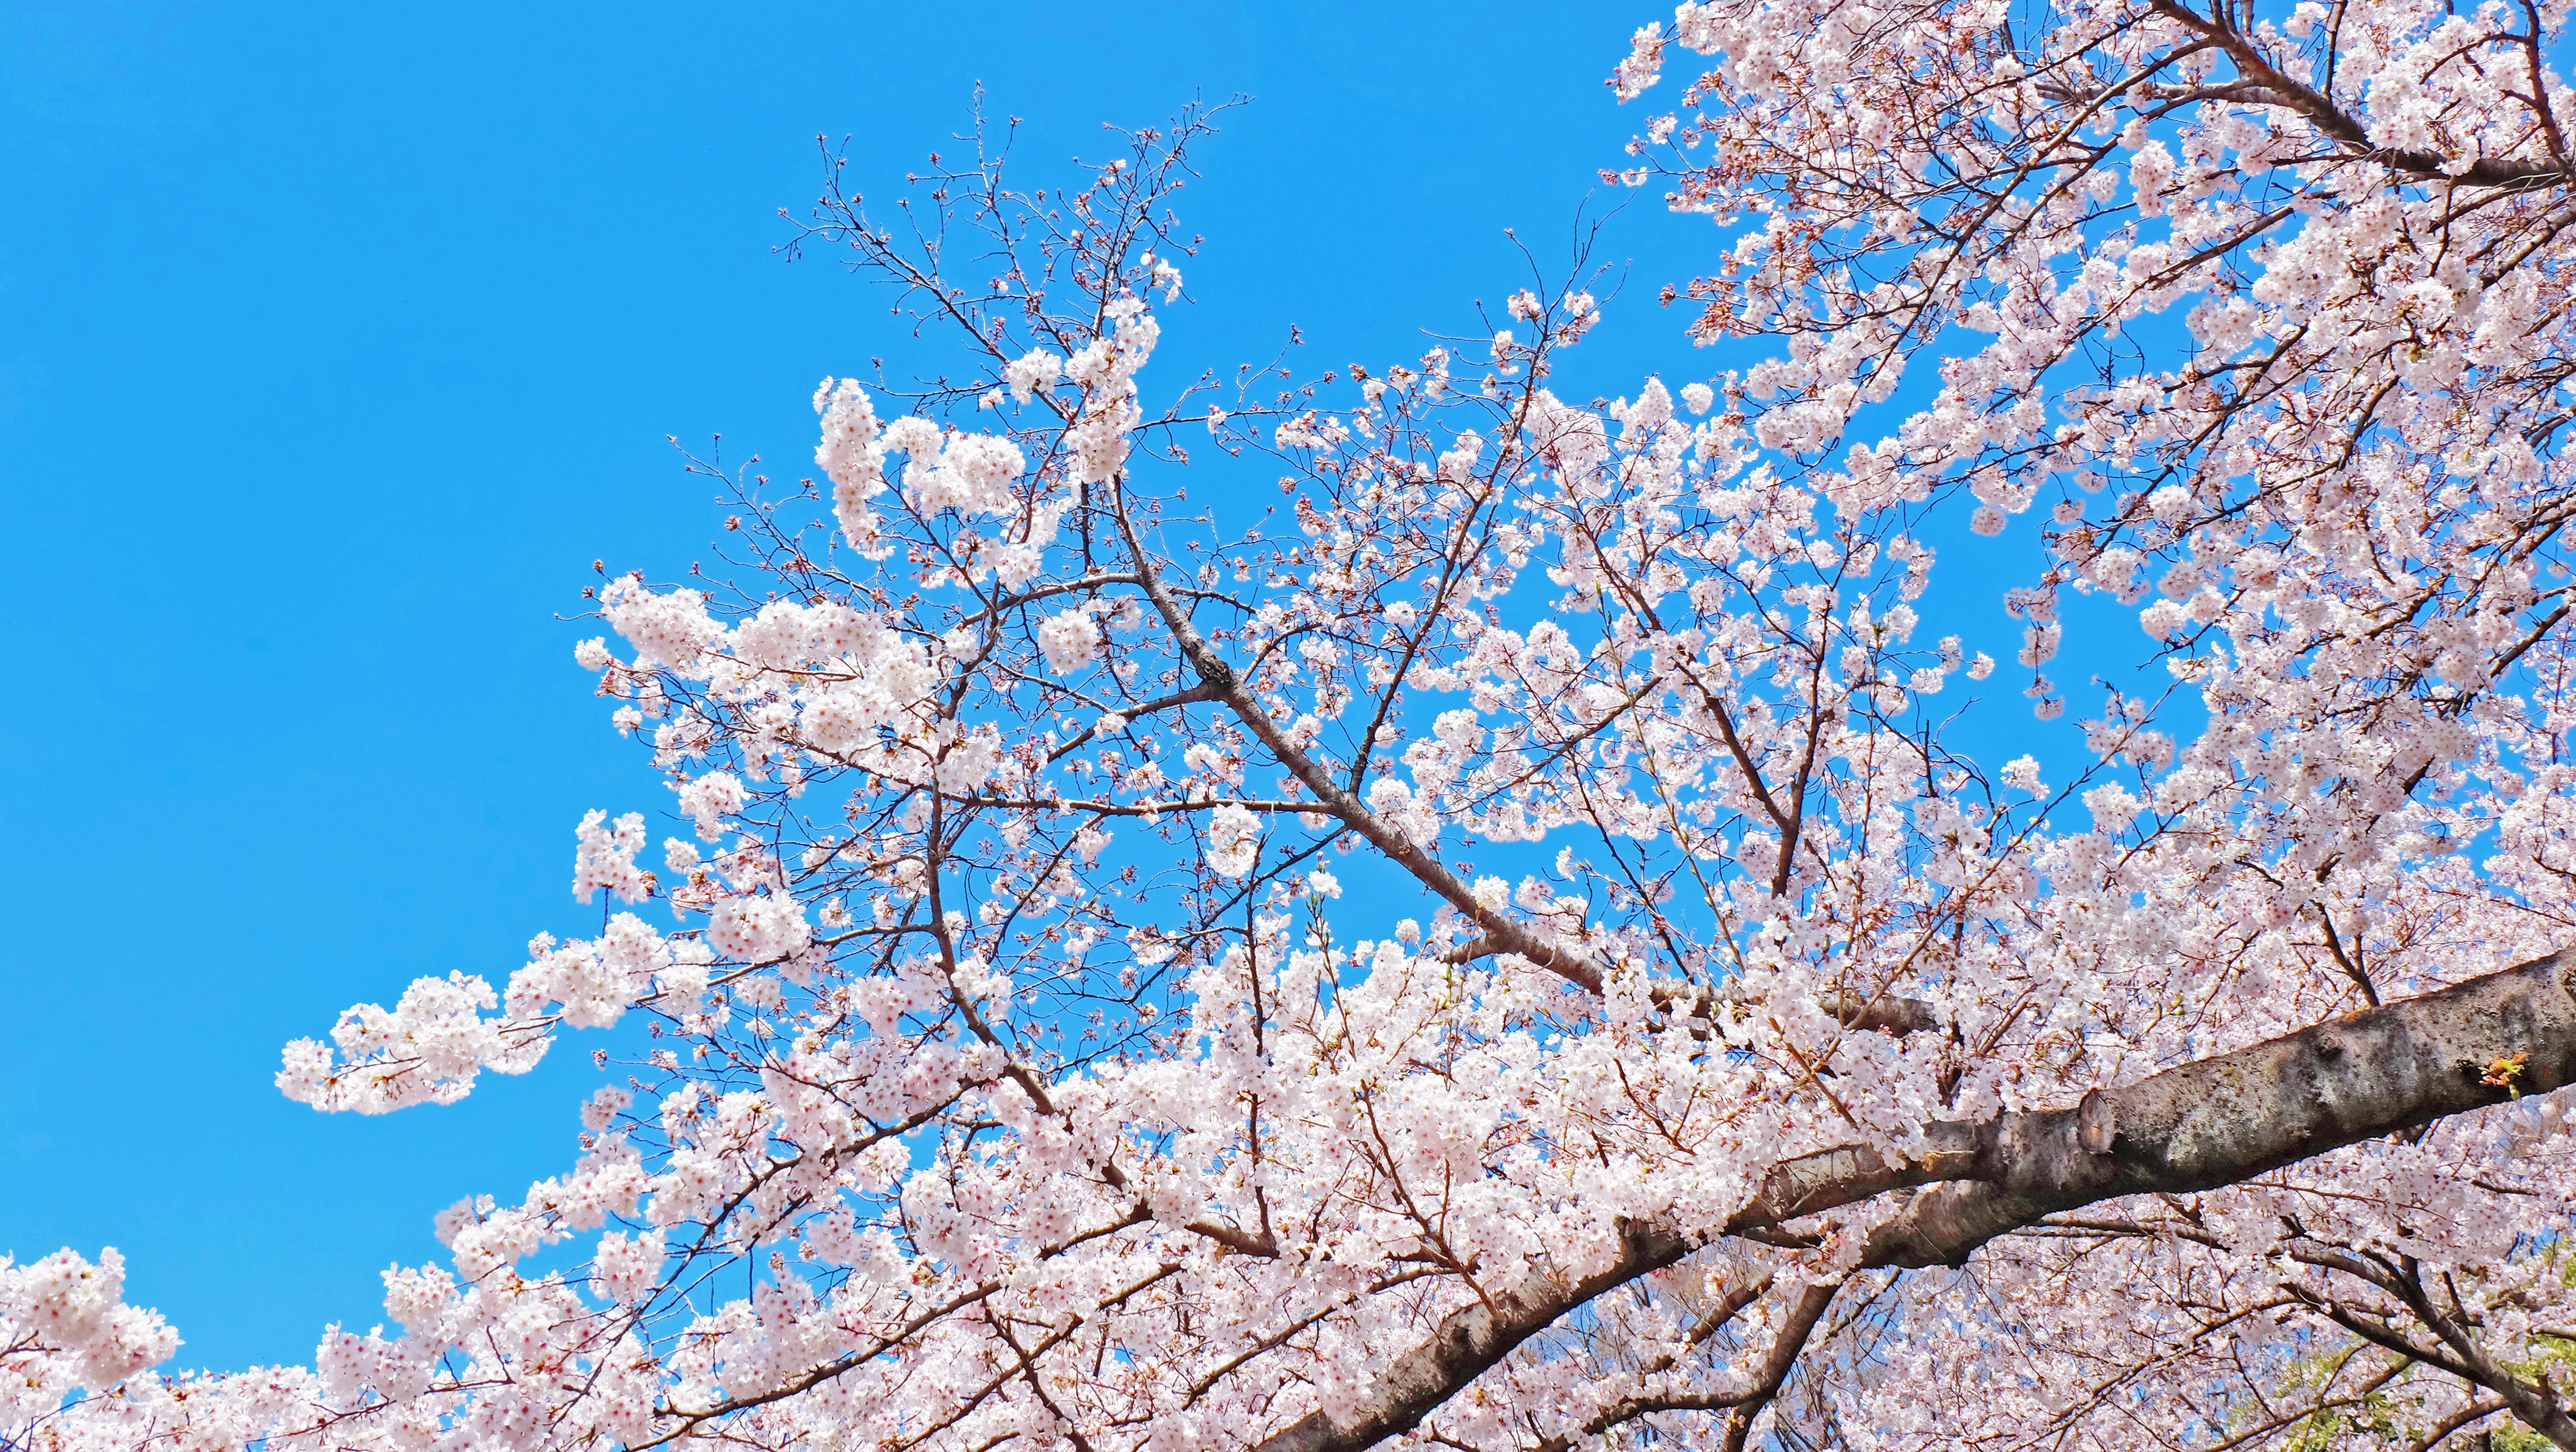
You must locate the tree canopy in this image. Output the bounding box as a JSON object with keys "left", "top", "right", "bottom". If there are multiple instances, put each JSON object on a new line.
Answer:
{"left": 13, "top": 2, "right": 2576, "bottom": 1448}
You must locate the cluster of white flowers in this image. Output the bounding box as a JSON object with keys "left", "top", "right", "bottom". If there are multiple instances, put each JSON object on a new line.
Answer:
{"left": 1035, "top": 607, "right": 1101, "bottom": 674}
{"left": 814, "top": 377, "right": 888, "bottom": 552}
{"left": 570, "top": 808, "right": 652, "bottom": 904}
{"left": 600, "top": 577, "right": 723, "bottom": 672}
{"left": 1004, "top": 348, "right": 1062, "bottom": 401}
{"left": 1063, "top": 295, "right": 1158, "bottom": 483}
{"left": 512, "top": 915, "right": 673, "bottom": 1030}
{"left": 275, "top": 970, "right": 544, "bottom": 1114}
{"left": 675, "top": 770, "right": 744, "bottom": 840}
{"left": 1205, "top": 802, "right": 1262, "bottom": 876}
{"left": 0, "top": 1249, "right": 177, "bottom": 1416}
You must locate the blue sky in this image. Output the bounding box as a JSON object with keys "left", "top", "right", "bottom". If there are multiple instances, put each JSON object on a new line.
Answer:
{"left": 0, "top": 0, "right": 2057, "bottom": 1373}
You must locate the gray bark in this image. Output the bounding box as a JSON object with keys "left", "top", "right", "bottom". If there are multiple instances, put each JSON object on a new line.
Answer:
{"left": 1251, "top": 949, "right": 2576, "bottom": 1452}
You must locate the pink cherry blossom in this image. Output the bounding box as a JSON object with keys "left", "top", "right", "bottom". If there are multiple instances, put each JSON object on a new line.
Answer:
{"left": 19, "top": 39, "right": 2576, "bottom": 1452}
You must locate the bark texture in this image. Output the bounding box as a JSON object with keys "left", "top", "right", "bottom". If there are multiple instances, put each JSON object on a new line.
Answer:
{"left": 1250, "top": 949, "right": 2576, "bottom": 1452}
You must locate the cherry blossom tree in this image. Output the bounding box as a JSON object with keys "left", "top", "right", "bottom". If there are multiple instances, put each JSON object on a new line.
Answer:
{"left": 14, "top": 0, "right": 2576, "bottom": 1444}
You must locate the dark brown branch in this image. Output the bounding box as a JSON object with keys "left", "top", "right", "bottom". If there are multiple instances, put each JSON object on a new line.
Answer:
{"left": 1525, "top": 1278, "right": 1844, "bottom": 1450}
{"left": 1249, "top": 949, "right": 2576, "bottom": 1452}
{"left": 2148, "top": 0, "right": 2569, "bottom": 190}
{"left": 2406, "top": 1399, "right": 2504, "bottom": 1452}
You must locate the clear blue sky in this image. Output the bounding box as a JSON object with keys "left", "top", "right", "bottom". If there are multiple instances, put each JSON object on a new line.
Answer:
{"left": 0, "top": 0, "right": 2042, "bottom": 1373}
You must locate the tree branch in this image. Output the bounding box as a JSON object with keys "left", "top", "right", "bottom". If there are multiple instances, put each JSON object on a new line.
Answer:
{"left": 1249, "top": 949, "right": 2576, "bottom": 1452}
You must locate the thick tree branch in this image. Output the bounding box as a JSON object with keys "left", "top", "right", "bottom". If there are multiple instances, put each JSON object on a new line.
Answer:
{"left": 1857, "top": 949, "right": 2576, "bottom": 1268}
{"left": 1249, "top": 949, "right": 2576, "bottom": 1452}
{"left": 2147, "top": 0, "right": 2569, "bottom": 189}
